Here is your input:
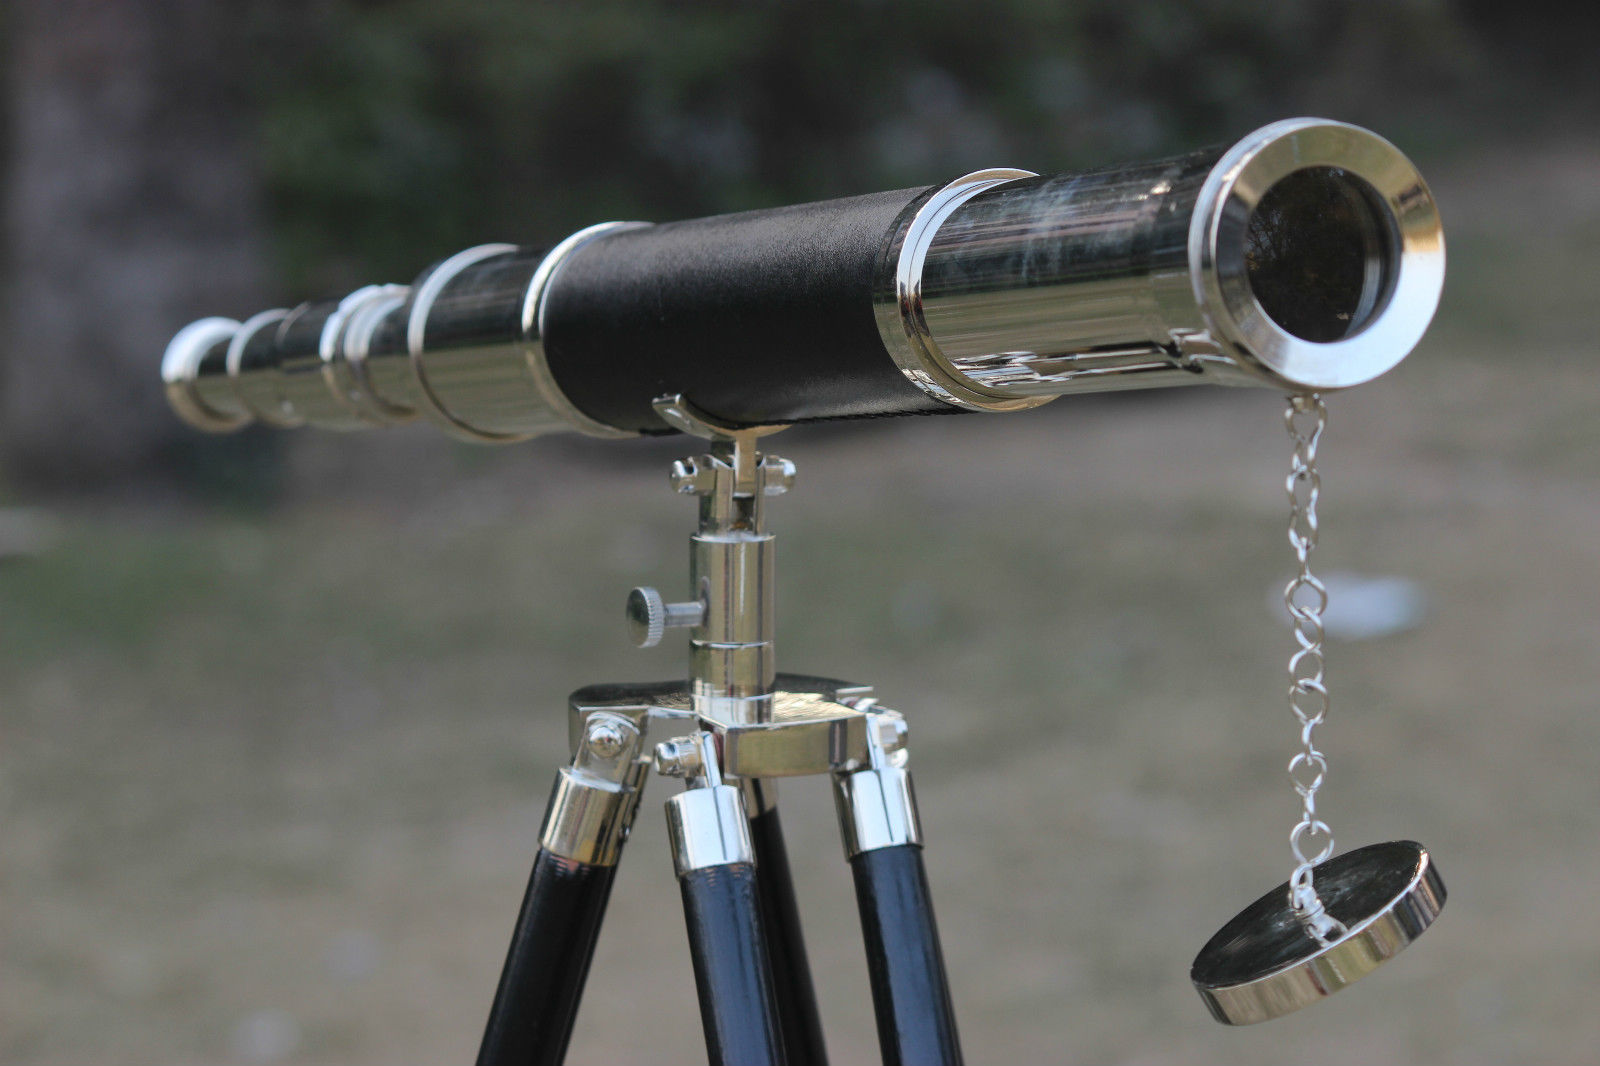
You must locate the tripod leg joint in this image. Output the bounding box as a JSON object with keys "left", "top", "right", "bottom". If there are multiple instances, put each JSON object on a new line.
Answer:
{"left": 538, "top": 712, "right": 648, "bottom": 866}
{"left": 834, "top": 708, "right": 922, "bottom": 858}
{"left": 662, "top": 732, "right": 756, "bottom": 876}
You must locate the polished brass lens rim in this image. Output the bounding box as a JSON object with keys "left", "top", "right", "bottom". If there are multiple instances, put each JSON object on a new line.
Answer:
{"left": 1191, "top": 118, "right": 1445, "bottom": 391}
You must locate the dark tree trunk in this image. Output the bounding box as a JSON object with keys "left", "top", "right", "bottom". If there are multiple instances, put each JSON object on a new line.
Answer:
{"left": 2, "top": 0, "right": 267, "bottom": 489}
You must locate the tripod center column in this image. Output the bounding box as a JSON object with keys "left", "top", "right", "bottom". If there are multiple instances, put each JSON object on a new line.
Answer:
{"left": 681, "top": 433, "right": 795, "bottom": 726}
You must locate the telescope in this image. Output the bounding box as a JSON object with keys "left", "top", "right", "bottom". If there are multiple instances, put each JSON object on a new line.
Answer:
{"left": 159, "top": 118, "right": 1447, "bottom": 1066}
{"left": 162, "top": 118, "right": 1442, "bottom": 441}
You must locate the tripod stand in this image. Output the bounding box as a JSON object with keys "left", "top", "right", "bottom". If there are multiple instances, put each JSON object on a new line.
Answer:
{"left": 474, "top": 396, "right": 957, "bottom": 1066}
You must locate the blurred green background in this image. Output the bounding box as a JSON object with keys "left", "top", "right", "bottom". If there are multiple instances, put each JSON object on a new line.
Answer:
{"left": 3, "top": 2, "right": 1597, "bottom": 1064}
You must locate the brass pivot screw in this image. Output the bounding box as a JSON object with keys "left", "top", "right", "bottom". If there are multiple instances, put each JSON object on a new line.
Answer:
{"left": 669, "top": 457, "right": 717, "bottom": 495}
{"left": 760, "top": 455, "right": 796, "bottom": 495}
{"left": 653, "top": 736, "right": 707, "bottom": 779}
{"left": 584, "top": 717, "right": 628, "bottom": 760}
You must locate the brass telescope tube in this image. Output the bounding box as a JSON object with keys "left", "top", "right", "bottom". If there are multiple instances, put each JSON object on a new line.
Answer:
{"left": 162, "top": 118, "right": 1443, "bottom": 440}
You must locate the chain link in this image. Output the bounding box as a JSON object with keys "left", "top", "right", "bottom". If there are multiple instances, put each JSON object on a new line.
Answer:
{"left": 1282, "top": 393, "right": 1348, "bottom": 946}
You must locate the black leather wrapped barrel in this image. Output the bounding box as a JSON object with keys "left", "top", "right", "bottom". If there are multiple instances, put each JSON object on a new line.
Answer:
{"left": 543, "top": 187, "right": 942, "bottom": 432}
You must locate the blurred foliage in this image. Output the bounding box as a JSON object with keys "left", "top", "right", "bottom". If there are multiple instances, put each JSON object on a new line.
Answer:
{"left": 247, "top": 0, "right": 1482, "bottom": 293}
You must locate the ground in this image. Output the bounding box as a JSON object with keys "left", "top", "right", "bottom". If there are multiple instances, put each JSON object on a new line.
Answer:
{"left": 3, "top": 142, "right": 1598, "bottom": 1065}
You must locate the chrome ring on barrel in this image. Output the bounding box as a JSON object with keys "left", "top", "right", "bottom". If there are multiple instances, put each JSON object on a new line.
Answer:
{"left": 315, "top": 284, "right": 404, "bottom": 426}
{"left": 874, "top": 168, "right": 1048, "bottom": 414}
{"left": 333, "top": 285, "right": 416, "bottom": 426}
{"left": 521, "top": 221, "right": 653, "bottom": 440}
{"left": 405, "top": 243, "right": 523, "bottom": 443}
{"left": 225, "top": 308, "right": 298, "bottom": 427}
{"left": 161, "top": 317, "right": 246, "bottom": 432}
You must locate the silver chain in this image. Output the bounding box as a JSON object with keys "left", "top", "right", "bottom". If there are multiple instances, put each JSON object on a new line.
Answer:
{"left": 1282, "top": 393, "right": 1348, "bottom": 945}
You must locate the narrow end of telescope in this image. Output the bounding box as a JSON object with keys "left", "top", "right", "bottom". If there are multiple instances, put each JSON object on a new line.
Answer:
{"left": 162, "top": 317, "right": 248, "bottom": 432}
{"left": 1192, "top": 118, "right": 1445, "bottom": 392}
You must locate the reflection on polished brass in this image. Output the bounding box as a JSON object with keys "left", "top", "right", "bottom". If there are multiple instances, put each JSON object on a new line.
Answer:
{"left": 659, "top": 732, "right": 755, "bottom": 875}
{"left": 1191, "top": 841, "right": 1445, "bottom": 1025}
{"left": 537, "top": 713, "right": 648, "bottom": 866}
{"left": 161, "top": 317, "right": 249, "bottom": 432}
{"left": 568, "top": 680, "right": 895, "bottom": 780}
{"left": 160, "top": 226, "right": 651, "bottom": 441}
{"left": 876, "top": 118, "right": 1443, "bottom": 406}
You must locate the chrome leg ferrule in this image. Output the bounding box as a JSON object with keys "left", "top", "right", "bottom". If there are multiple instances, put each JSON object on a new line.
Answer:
{"left": 537, "top": 712, "right": 648, "bottom": 866}
{"left": 660, "top": 732, "right": 756, "bottom": 876}
{"left": 835, "top": 764, "right": 922, "bottom": 859}
{"left": 833, "top": 709, "right": 922, "bottom": 858}
{"left": 666, "top": 785, "right": 756, "bottom": 877}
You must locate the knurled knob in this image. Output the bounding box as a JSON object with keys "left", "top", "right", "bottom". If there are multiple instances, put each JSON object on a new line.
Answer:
{"left": 625, "top": 586, "right": 705, "bottom": 648}
{"left": 626, "top": 586, "right": 667, "bottom": 647}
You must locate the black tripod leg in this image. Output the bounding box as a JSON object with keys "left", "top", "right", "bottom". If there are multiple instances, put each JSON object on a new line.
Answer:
{"left": 681, "top": 861, "right": 786, "bottom": 1066}
{"left": 476, "top": 850, "right": 618, "bottom": 1066}
{"left": 835, "top": 737, "right": 963, "bottom": 1066}
{"left": 666, "top": 743, "right": 786, "bottom": 1066}
{"left": 747, "top": 783, "right": 829, "bottom": 1066}
{"left": 475, "top": 713, "right": 647, "bottom": 1066}
{"left": 849, "top": 844, "right": 961, "bottom": 1066}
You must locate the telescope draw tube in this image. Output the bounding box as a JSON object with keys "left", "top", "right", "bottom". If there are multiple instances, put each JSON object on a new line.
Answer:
{"left": 162, "top": 118, "right": 1444, "bottom": 441}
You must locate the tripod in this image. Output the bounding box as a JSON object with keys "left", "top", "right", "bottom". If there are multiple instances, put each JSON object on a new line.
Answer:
{"left": 474, "top": 396, "right": 958, "bottom": 1066}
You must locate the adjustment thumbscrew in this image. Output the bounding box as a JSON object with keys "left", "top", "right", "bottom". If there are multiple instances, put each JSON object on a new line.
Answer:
{"left": 625, "top": 586, "right": 705, "bottom": 648}
{"left": 626, "top": 587, "right": 667, "bottom": 648}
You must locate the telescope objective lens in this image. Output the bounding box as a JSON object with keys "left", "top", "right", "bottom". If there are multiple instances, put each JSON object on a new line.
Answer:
{"left": 1245, "top": 166, "right": 1397, "bottom": 344}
